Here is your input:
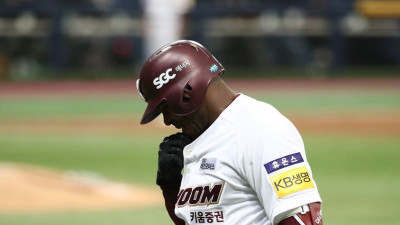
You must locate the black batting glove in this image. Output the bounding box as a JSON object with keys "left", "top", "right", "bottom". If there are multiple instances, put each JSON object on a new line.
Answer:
{"left": 156, "top": 133, "right": 193, "bottom": 188}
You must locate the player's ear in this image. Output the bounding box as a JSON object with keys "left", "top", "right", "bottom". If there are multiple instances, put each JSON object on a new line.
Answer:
{"left": 182, "top": 84, "right": 192, "bottom": 103}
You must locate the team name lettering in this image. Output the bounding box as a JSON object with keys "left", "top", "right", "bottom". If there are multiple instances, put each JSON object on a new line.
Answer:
{"left": 176, "top": 183, "right": 224, "bottom": 207}
{"left": 153, "top": 68, "right": 176, "bottom": 89}
{"left": 190, "top": 210, "right": 224, "bottom": 224}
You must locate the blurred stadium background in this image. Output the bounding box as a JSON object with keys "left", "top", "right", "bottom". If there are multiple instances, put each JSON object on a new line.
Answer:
{"left": 0, "top": 0, "right": 399, "bottom": 79}
{"left": 0, "top": 0, "right": 399, "bottom": 225}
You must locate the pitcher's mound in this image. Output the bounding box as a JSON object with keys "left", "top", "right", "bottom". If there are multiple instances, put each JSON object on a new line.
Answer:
{"left": 0, "top": 163, "right": 163, "bottom": 214}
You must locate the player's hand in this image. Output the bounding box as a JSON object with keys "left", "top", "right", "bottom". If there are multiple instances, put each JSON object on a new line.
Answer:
{"left": 156, "top": 133, "right": 193, "bottom": 188}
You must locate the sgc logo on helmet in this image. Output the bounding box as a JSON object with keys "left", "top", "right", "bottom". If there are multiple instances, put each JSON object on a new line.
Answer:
{"left": 153, "top": 68, "right": 176, "bottom": 89}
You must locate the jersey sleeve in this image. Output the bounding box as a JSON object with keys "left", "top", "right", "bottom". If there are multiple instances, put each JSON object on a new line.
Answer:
{"left": 238, "top": 107, "right": 322, "bottom": 224}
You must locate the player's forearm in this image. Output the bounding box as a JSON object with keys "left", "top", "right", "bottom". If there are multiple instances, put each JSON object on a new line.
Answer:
{"left": 278, "top": 202, "right": 323, "bottom": 225}
{"left": 161, "top": 186, "right": 185, "bottom": 225}
{"left": 156, "top": 133, "right": 192, "bottom": 225}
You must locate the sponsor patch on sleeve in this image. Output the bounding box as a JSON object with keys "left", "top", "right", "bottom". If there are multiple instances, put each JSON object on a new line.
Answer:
{"left": 270, "top": 166, "right": 315, "bottom": 198}
{"left": 264, "top": 152, "right": 304, "bottom": 174}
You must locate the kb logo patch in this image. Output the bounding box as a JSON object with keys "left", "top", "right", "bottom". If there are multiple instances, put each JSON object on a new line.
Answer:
{"left": 270, "top": 166, "right": 315, "bottom": 198}
{"left": 153, "top": 68, "right": 176, "bottom": 89}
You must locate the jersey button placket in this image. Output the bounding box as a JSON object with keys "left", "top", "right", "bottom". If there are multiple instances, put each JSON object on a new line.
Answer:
{"left": 183, "top": 149, "right": 192, "bottom": 174}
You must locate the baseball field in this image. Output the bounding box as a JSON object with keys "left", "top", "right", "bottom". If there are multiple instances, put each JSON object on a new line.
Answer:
{"left": 0, "top": 77, "right": 399, "bottom": 225}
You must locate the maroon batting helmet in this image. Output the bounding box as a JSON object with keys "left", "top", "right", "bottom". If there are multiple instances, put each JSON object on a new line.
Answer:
{"left": 136, "top": 40, "right": 225, "bottom": 124}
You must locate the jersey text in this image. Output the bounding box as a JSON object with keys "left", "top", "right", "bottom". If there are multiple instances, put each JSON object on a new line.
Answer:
{"left": 270, "top": 166, "right": 315, "bottom": 198}
{"left": 176, "top": 183, "right": 224, "bottom": 207}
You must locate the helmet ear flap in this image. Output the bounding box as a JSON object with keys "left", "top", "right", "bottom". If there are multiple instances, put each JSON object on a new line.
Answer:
{"left": 182, "top": 84, "right": 192, "bottom": 103}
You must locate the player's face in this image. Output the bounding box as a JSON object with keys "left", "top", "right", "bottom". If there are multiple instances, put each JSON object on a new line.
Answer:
{"left": 160, "top": 103, "right": 209, "bottom": 139}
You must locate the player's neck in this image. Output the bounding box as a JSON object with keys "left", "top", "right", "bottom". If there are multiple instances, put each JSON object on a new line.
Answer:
{"left": 203, "top": 77, "right": 237, "bottom": 124}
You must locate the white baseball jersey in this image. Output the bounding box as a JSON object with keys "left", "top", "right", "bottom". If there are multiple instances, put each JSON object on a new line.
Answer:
{"left": 175, "top": 94, "right": 322, "bottom": 225}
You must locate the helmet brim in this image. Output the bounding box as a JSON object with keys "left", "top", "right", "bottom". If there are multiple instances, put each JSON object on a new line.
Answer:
{"left": 140, "top": 98, "right": 163, "bottom": 125}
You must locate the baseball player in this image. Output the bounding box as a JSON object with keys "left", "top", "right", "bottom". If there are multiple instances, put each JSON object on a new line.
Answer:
{"left": 136, "top": 40, "right": 323, "bottom": 225}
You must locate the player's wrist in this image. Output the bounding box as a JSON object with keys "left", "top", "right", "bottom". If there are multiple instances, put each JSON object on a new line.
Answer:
{"left": 156, "top": 170, "right": 182, "bottom": 188}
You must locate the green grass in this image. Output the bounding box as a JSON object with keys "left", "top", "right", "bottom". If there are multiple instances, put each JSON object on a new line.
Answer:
{"left": 0, "top": 206, "right": 174, "bottom": 225}
{"left": 0, "top": 134, "right": 398, "bottom": 225}
{"left": 0, "top": 134, "right": 164, "bottom": 184}
{"left": 0, "top": 85, "right": 399, "bottom": 225}
{"left": 0, "top": 97, "right": 146, "bottom": 119}
{"left": 256, "top": 91, "right": 400, "bottom": 113}
{"left": 0, "top": 91, "right": 398, "bottom": 120}
{"left": 304, "top": 134, "right": 400, "bottom": 225}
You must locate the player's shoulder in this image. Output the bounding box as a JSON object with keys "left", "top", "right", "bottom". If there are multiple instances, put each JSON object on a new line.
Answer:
{"left": 223, "top": 94, "right": 290, "bottom": 130}
{"left": 222, "top": 94, "right": 302, "bottom": 147}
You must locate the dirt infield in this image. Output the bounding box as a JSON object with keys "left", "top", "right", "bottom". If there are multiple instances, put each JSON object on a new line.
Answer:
{"left": 1, "top": 113, "right": 399, "bottom": 136}
{"left": 0, "top": 163, "right": 163, "bottom": 214}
